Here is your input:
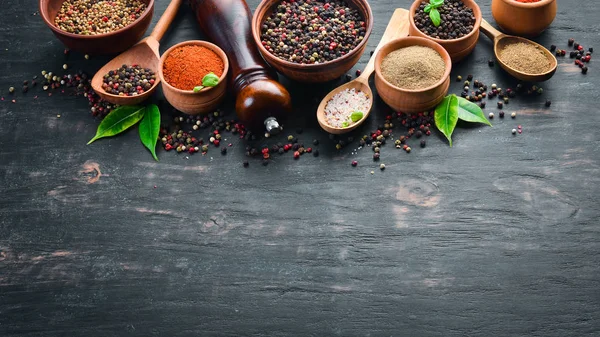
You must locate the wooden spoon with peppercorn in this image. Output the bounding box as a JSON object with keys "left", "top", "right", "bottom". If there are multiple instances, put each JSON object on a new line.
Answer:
{"left": 480, "top": 19, "right": 557, "bottom": 82}
{"left": 91, "top": 0, "right": 182, "bottom": 106}
{"left": 317, "top": 8, "right": 410, "bottom": 134}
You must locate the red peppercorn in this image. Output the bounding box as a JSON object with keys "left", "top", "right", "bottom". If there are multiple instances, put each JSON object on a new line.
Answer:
{"left": 351, "top": 160, "right": 358, "bottom": 167}
{"left": 293, "top": 151, "right": 300, "bottom": 159}
{"left": 213, "top": 139, "right": 220, "bottom": 147}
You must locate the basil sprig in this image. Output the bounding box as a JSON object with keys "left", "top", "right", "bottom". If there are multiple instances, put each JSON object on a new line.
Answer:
{"left": 424, "top": 0, "right": 444, "bottom": 27}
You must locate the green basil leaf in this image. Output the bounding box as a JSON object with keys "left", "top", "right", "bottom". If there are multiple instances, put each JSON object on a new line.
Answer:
{"left": 424, "top": 4, "right": 432, "bottom": 13}
{"left": 202, "top": 72, "right": 219, "bottom": 87}
{"left": 434, "top": 94, "right": 459, "bottom": 147}
{"left": 193, "top": 86, "right": 204, "bottom": 93}
{"left": 457, "top": 97, "right": 492, "bottom": 126}
{"left": 350, "top": 111, "right": 364, "bottom": 122}
{"left": 430, "top": 8, "right": 441, "bottom": 27}
{"left": 430, "top": 0, "right": 444, "bottom": 7}
{"left": 342, "top": 121, "right": 350, "bottom": 128}
{"left": 87, "top": 105, "right": 146, "bottom": 145}
{"left": 139, "top": 104, "right": 161, "bottom": 161}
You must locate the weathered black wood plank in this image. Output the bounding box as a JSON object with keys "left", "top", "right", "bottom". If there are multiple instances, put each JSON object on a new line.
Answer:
{"left": 1, "top": 0, "right": 599, "bottom": 336}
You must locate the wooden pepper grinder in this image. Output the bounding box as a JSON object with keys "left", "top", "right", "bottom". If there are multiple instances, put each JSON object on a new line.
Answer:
{"left": 189, "top": 0, "right": 292, "bottom": 134}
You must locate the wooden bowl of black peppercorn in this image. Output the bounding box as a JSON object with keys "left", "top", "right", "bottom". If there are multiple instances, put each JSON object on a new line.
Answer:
{"left": 39, "top": 0, "right": 154, "bottom": 55}
{"left": 251, "top": 0, "right": 374, "bottom": 83}
{"left": 409, "top": 0, "right": 481, "bottom": 63}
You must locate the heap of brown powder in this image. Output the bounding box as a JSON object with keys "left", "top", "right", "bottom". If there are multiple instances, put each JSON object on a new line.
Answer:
{"left": 380, "top": 46, "right": 446, "bottom": 90}
{"left": 498, "top": 42, "right": 552, "bottom": 74}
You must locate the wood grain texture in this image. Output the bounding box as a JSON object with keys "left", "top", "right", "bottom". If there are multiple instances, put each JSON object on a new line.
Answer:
{"left": 1, "top": 0, "right": 600, "bottom": 336}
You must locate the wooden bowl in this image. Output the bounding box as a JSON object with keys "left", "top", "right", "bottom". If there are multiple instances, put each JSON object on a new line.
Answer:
{"left": 158, "top": 40, "right": 229, "bottom": 115}
{"left": 374, "top": 37, "right": 452, "bottom": 114}
{"left": 492, "top": 0, "right": 557, "bottom": 37}
{"left": 251, "top": 0, "right": 374, "bottom": 83}
{"left": 39, "top": 0, "right": 154, "bottom": 55}
{"left": 408, "top": 0, "right": 481, "bottom": 63}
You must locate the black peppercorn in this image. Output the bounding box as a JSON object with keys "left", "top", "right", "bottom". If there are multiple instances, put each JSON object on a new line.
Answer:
{"left": 313, "top": 149, "right": 319, "bottom": 157}
{"left": 467, "top": 74, "right": 473, "bottom": 81}
{"left": 574, "top": 42, "right": 580, "bottom": 49}
{"left": 589, "top": 47, "right": 593, "bottom": 53}
{"left": 243, "top": 160, "right": 249, "bottom": 167}
{"left": 499, "top": 111, "right": 505, "bottom": 118}
{"left": 550, "top": 44, "right": 556, "bottom": 51}
{"left": 582, "top": 66, "right": 588, "bottom": 74}
{"left": 480, "top": 101, "right": 486, "bottom": 109}
{"left": 545, "top": 100, "right": 551, "bottom": 107}
{"left": 568, "top": 38, "right": 574, "bottom": 46}
{"left": 497, "top": 101, "right": 503, "bottom": 109}
{"left": 345, "top": 74, "right": 352, "bottom": 82}
{"left": 420, "top": 140, "right": 426, "bottom": 148}
{"left": 488, "top": 59, "right": 494, "bottom": 67}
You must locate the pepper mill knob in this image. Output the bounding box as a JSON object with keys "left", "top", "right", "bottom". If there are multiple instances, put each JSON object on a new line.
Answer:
{"left": 236, "top": 79, "right": 291, "bottom": 133}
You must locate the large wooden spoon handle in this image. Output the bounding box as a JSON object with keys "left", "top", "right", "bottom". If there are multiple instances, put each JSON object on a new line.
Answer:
{"left": 480, "top": 19, "right": 504, "bottom": 42}
{"left": 359, "top": 8, "right": 410, "bottom": 81}
{"left": 149, "top": 0, "right": 183, "bottom": 42}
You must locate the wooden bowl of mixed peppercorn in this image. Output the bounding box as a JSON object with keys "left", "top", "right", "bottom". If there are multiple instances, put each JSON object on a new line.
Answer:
{"left": 492, "top": 0, "right": 557, "bottom": 37}
{"left": 251, "top": 0, "right": 374, "bottom": 83}
{"left": 39, "top": 0, "right": 154, "bottom": 55}
{"left": 409, "top": 0, "right": 481, "bottom": 63}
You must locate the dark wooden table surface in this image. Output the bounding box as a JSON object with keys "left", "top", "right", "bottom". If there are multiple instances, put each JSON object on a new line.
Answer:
{"left": 1, "top": 0, "right": 599, "bottom": 336}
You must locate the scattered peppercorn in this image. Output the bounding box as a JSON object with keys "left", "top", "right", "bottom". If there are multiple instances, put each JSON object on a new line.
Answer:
{"left": 351, "top": 160, "right": 358, "bottom": 167}
{"left": 456, "top": 75, "right": 462, "bottom": 81}
{"left": 379, "top": 163, "right": 385, "bottom": 170}
{"left": 589, "top": 47, "right": 593, "bottom": 53}
{"left": 550, "top": 44, "right": 556, "bottom": 51}
{"left": 488, "top": 59, "right": 494, "bottom": 67}
{"left": 356, "top": 69, "right": 361, "bottom": 76}
{"left": 499, "top": 111, "right": 505, "bottom": 118}
{"left": 511, "top": 112, "right": 517, "bottom": 118}
{"left": 512, "top": 128, "right": 517, "bottom": 135}
{"left": 497, "top": 101, "right": 503, "bottom": 109}
{"left": 8, "top": 87, "right": 15, "bottom": 94}
{"left": 243, "top": 161, "right": 249, "bottom": 167}
{"left": 582, "top": 66, "right": 588, "bottom": 74}
{"left": 373, "top": 153, "right": 380, "bottom": 161}
{"left": 545, "top": 100, "right": 551, "bottom": 107}
{"left": 420, "top": 140, "right": 426, "bottom": 148}
{"left": 568, "top": 38, "right": 574, "bottom": 46}
{"left": 488, "top": 112, "right": 494, "bottom": 119}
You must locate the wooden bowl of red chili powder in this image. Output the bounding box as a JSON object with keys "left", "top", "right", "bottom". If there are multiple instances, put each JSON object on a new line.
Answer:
{"left": 158, "top": 40, "right": 228, "bottom": 115}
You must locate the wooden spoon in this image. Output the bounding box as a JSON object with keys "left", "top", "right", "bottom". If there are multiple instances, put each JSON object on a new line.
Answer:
{"left": 480, "top": 19, "right": 557, "bottom": 82}
{"left": 317, "top": 8, "right": 410, "bottom": 134}
{"left": 91, "top": 0, "right": 182, "bottom": 106}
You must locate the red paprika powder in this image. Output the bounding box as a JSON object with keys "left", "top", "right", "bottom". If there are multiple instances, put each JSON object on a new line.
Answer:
{"left": 163, "top": 45, "right": 225, "bottom": 91}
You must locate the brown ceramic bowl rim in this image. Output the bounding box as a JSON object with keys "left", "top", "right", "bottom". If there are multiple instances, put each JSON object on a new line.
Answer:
{"left": 39, "top": 0, "right": 155, "bottom": 40}
{"left": 251, "top": 0, "right": 374, "bottom": 70}
{"left": 158, "top": 40, "right": 229, "bottom": 94}
{"left": 409, "top": 0, "right": 482, "bottom": 44}
{"left": 375, "top": 36, "right": 452, "bottom": 93}
{"left": 498, "top": 0, "right": 555, "bottom": 8}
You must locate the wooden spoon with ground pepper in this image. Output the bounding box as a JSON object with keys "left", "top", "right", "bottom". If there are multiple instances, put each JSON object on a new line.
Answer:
{"left": 480, "top": 19, "right": 557, "bottom": 82}
{"left": 91, "top": 0, "right": 182, "bottom": 106}
{"left": 316, "top": 8, "right": 410, "bottom": 134}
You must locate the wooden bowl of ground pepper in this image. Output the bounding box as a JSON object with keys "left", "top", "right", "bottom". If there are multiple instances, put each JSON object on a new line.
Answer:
{"left": 492, "top": 0, "right": 557, "bottom": 37}
{"left": 39, "top": 0, "right": 154, "bottom": 55}
{"left": 374, "top": 36, "right": 452, "bottom": 113}
{"left": 251, "top": 0, "right": 374, "bottom": 83}
{"left": 409, "top": 0, "right": 481, "bottom": 63}
{"left": 158, "top": 40, "right": 229, "bottom": 115}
